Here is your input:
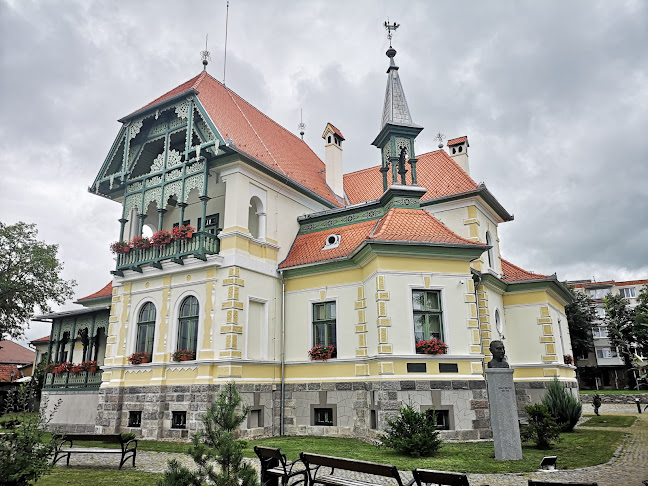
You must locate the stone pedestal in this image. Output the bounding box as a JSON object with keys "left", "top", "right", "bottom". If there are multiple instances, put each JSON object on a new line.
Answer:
{"left": 485, "top": 368, "right": 522, "bottom": 460}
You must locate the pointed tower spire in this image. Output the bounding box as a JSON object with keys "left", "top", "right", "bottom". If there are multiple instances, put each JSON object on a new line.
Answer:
{"left": 372, "top": 21, "right": 423, "bottom": 191}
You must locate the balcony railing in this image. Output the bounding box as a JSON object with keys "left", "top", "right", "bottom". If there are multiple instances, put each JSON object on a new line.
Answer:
{"left": 114, "top": 231, "right": 220, "bottom": 275}
{"left": 43, "top": 371, "right": 103, "bottom": 390}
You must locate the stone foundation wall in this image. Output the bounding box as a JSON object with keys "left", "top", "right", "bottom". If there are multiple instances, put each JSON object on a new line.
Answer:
{"left": 42, "top": 379, "right": 573, "bottom": 439}
{"left": 96, "top": 384, "right": 275, "bottom": 439}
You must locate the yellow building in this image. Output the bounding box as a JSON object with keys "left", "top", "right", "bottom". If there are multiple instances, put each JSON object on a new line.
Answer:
{"left": 41, "top": 44, "right": 575, "bottom": 439}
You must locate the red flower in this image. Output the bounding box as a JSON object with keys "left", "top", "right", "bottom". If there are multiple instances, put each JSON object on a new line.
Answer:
{"left": 415, "top": 338, "right": 448, "bottom": 355}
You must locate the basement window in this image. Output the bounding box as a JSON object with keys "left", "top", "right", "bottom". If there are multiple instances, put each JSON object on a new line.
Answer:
{"left": 128, "top": 411, "right": 141, "bottom": 428}
{"left": 313, "top": 408, "right": 334, "bottom": 426}
{"left": 171, "top": 411, "right": 187, "bottom": 429}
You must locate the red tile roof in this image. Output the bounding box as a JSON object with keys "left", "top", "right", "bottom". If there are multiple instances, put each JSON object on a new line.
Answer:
{"left": 130, "top": 72, "right": 341, "bottom": 207}
{"left": 30, "top": 336, "right": 50, "bottom": 344}
{"left": 615, "top": 279, "right": 648, "bottom": 287}
{"left": 324, "top": 123, "right": 345, "bottom": 141}
{"left": 501, "top": 259, "right": 549, "bottom": 282}
{"left": 77, "top": 282, "right": 113, "bottom": 302}
{"left": 0, "top": 341, "right": 35, "bottom": 365}
{"left": 571, "top": 280, "right": 615, "bottom": 289}
{"left": 280, "top": 208, "right": 484, "bottom": 269}
{"left": 0, "top": 364, "right": 22, "bottom": 383}
{"left": 343, "top": 150, "right": 478, "bottom": 205}
{"left": 447, "top": 136, "right": 468, "bottom": 146}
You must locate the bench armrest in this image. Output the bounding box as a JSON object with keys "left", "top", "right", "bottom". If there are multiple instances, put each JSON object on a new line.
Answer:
{"left": 54, "top": 438, "right": 73, "bottom": 451}
{"left": 405, "top": 478, "right": 417, "bottom": 486}
{"left": 285, "top": 457, "right": 305, "bottom": 475}
{"left": 122, "top": 438, "right": 138, "bottom": 452}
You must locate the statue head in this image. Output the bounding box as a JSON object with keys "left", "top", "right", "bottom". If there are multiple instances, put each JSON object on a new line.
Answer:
{"left": 489, "top": 340, "right": 505, "bottom": 361}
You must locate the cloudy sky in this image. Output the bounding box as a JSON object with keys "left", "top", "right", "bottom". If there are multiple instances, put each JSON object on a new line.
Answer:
{"left": 1, "top": 0, "right": 647, "bottom": 343}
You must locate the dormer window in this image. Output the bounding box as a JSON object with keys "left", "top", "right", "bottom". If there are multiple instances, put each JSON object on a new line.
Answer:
{"left": 322, "top": 234, "right": 341, "bottom": 250}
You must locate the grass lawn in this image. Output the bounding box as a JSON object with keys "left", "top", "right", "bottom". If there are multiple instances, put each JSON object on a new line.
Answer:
{"left": 580, "top": 414, "right": 637, "bottom": 428}
{"left": 580, "top": 389, "right": 648, "bottom": 394}
{"left": 33, "top": 468, "right": 162, "bottom": 485}
{"left": 242, "top": 428, "right": 624, "bottom": 474}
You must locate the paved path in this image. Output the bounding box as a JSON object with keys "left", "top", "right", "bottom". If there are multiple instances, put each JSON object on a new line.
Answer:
{"left": 55, "top": 412, "right": 648, "bottom": 486}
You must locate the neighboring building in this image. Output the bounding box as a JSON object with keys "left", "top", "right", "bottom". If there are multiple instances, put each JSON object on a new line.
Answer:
{"left": 0, "top": 340, "right": 36, "bottom": 381}
{"left": 30, "top": 336, "right": 51, "bottom": 368}
{"left": 40, "top": 41, "right": 575, "bottom": 439}
{"left": 569, "top": 278, "right": 648, "bottom": 389}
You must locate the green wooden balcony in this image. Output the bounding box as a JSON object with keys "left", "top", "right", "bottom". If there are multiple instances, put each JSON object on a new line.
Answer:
{"left": 44, "top": 371, "right": 103, "bottom": 390}
{"left": 113, "top": 231, "right": 220, "bottom": 275}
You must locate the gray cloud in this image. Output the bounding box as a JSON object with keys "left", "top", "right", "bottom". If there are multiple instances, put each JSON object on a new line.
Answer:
{"left": 1, "top": 0, "right": 646, "bottom": 343}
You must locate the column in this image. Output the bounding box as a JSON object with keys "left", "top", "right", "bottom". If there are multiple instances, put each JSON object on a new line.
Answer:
{"left": 118, "top": 218, "right": 129, "bottom": 242}
{"left": 138, "top": 213, "right": 147, "bottom": 236}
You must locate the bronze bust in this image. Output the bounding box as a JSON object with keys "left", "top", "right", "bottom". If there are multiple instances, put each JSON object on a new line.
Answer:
{"left": 487, "top": 340, "right": 509, "bottom": 368}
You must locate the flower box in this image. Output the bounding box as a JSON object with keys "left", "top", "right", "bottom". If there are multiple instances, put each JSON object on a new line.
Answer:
{"left": 128, "top": 352, "right": 152, "bottom": 365}
{"left": 172, "top": 349, "right": 196, "bottom": 362}
{"left": 151, "top": 229, "right": 173, "bottom": 248}
{"left": 80, "top": 360, "right": 99, "bottom": 372}
{"left": 44, "top": 362, "right": 59, "bottom": 373}
{"left": 55, "top": 362, "right": 73, "bottom": 374}
{"left": 308, "top": 345, "right": 336, "bottom": 361}
{"left": 110, "top": 241, "right": 131, "bottom": 254}
{"left": 131, "top": 235, "right": 151, "bottom": 250}
{"left": 71, "top": 365, "right": 82, "bottom": 373}
{"left": 172, "top": 224, "right": 195, "bottom": 241}
{"left": 415, "top": 338, "right": 448, "bottom": 355}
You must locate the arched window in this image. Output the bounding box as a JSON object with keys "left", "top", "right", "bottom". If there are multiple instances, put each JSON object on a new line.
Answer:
{"left": 486, "top": 231, "right": 494, "bottom": 268}
{"left": 136, "top": 302, "right": 156, "bottom": 354}
{"left": 178, "top": 296, "right": 199, "bottom": 354}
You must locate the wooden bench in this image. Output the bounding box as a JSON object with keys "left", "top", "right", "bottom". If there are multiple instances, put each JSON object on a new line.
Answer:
{"left": 254, "top": 446, "right": 307, "bottom": 486}
{"left": 300, "top": 452, "right": 406, "bottom": 486}
{"left": 409, "top": 468, "right": 470, "bottom": 486}
{"left": 528, "top": 481, "right": 598, "bottom": 486}
{"left": 52, "top": 433, "right": 138, "bottom": 469}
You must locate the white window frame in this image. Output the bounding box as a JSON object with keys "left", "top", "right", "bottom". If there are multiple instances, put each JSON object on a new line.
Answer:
{"left": 170, "top": 290, "right": 203, "bottom": 357}
{"left": 308, "top": 296, "right": 338, "bottom": 359}
{"left": 409, "top": 285, "right": 447, "bottom": 354}
{"left": 246, "top": 296, "right": 268, "bottom": 360}
{"left": 619, "top": 287, "right": 636, "bottom": 298}
{"left": 129, "top": 298, "right": 160, "bottom": 357}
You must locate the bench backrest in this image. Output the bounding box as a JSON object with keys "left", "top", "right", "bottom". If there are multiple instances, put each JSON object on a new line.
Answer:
{"left": 300, "top": 453, "right": 402, "bottom": 484}
{"left": 55, "top": 434, "right": 123, "bottom": 444}
{"left": 411, "top": 468, "right": 469, "bottom": 486}
{"left": 528, "top": 481, "right": 598, "bottom": 486}
{"left": 254, "top": 446, "right": 285, "bottom": 463}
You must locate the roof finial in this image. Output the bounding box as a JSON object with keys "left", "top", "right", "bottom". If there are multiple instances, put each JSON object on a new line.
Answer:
{"left": 298, "top": 108, "right": 306, "bottom": 140}
{"left": 200, "top": 34, "right": 211, "bottom": 71}
{"left": 434, "top": 131, "right": 446, "bottom": 149}
{"left": 384, "top": 19, "right": 400, "bottom": 48}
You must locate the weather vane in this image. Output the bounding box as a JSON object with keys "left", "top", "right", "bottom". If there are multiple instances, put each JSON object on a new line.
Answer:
{"left": 298, "top": 108, "right": 306, "bottom": 140}
{"left": 383, "top": 19, "right": 400, "bottom": 47}
{"left": 434, "top": 132, "right": 446, "bottom": 149}
{"left": 201, "top": 34, "right": 211, "bottom": 71}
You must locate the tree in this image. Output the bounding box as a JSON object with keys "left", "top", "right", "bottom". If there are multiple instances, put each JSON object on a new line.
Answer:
{"left": 520, "top": 404, "right": 561, "bottom": 449}
{"left": 604, "top": 288, "right": 648, "bottom": 389}
{"left": 564, "top": 286, "right": 596, "bottom": 359}
{"left": 158, "top": 382, "right": 259, "bottom": 486}
{"left": 0, "top": 386, "right": 60, "bottom": 486}
{"left": 0, "top": 222, "right": 76, "bottom": 340}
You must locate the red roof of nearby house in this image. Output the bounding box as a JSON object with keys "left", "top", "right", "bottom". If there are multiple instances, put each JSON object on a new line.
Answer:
{"left": 501, "top": 259, "right": 549, "bottom": 282}
{"left": 131, "top": 72, "right": 342, "bottom": 207}
{"left": 615, "top": 279, "right": 648, "bottom": 287}
{"left": 279, "top": 208, "right": 484, "bottom": 269}
{"left": 30, "top": 336, "right": 50, "bottom": 344}
{"left": 343, "top": 150, "right": 479, "bottom": 205}
{"left": 571, "top": 280, "right": 615, "bottom": 289}
{"left": 447, "top": 136, "right": 468, "bottom": 146}
{"left": 0, "top": 364, "right": 22, "bottom": 383}
{"left": 0, "top": 341, "right": 35, "bottom": 365}
{"left": 77, "top": 282, "right": 113, "bottom": 302}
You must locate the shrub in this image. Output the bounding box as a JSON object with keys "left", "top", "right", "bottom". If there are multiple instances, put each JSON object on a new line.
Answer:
{"left": 520, "top": 403, "right": 561, "bottom": 449}
{"left": 542, "top": 378, "right": 582, "bottom": 432}
{"left": 381, "top": 401, "right": 442, "bottom": 457}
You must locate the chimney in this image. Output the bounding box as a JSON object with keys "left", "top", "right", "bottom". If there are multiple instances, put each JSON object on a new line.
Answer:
{"left": 322, "top": 123, "right": 345, "bottom": 198}
{"left": 447, "top": 135, "right": 470, "bottom": 174}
